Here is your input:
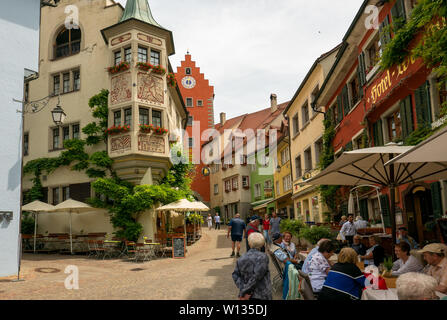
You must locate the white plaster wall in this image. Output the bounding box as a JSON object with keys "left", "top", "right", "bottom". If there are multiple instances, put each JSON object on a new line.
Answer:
{"left": 0, "top": 0, "right": 40, "bottom": 277}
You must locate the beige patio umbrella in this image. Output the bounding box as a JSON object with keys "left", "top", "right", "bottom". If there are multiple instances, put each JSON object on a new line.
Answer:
{"left": 49, "top": 199, "right": 93, "bottom": 254}
{"left": 22, "top": 200, "right": 55, "bottom": 253}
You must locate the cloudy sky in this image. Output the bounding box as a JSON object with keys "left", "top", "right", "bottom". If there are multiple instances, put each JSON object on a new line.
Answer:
{"left": 117, "top": 0, "right": 363, "bottom": 123}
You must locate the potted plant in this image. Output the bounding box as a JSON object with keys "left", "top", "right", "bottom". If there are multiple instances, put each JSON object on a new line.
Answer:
{"left": 136, "top": 61, "right": 153, "bottom": 72}
{"left": 139, "top": 124, "right": 154, "bottom": 133}
{"left": 107, "top": 61, "right": 130, "bottom": 74}
{"left": 153, "top": 126, "right": 168, "bottom": 135}
{"left": 382, "top": 256, "right": 394, "bottom": 277}
{"left": 152, "top": 65, "right": 166, "bottom": 75}
{"left": 105, "top": 125, "right": 130, "bottom": 136}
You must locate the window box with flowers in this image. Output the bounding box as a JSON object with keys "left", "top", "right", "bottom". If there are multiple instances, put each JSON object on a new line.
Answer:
{"left": 167, "top": 73, "right": 177, "bottom": 88}
{"left": 105, "top": 125, "right": 130, "bottom": 136}
{"left": 108, "top": 61, "right": 130, "bottom": 75}
{"left": 136, "top": 62, "right": 166, "bottom": 75}
{"left": 139, "top": 124, "right": 154, "bottom": 134}
{"left": 153, "top": 126, "right": 168, "bottom": 135}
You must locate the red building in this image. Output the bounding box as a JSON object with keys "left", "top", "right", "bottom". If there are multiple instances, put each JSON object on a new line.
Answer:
{"left": 315, "top": 0, "right": 447, "bottom": 244}
{"left": 175, "top": 53, "right": 215, "bottom": 204}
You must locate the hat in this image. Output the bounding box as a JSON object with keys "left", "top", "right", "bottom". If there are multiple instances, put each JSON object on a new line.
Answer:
{"left": 272, "top": 233, "right": 282, "bottom": 241}
{"left": 250, "top": 215, "right": 261, "bottom": 221}
{"left": 418, "top": 243, "right": 445, "bottom": 255}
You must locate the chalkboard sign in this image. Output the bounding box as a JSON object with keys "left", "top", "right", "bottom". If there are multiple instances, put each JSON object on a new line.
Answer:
{"left": 438, "top": 219, "right": 447, "bottom": 243}
{"left": 172, "top": 237, "right": 186, "bottom": 259}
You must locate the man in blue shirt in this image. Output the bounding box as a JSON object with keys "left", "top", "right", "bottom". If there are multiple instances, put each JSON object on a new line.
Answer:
{"left": 227, "top": 213, "right": 246, "bottom": 258}
{"left": 301, "top": 238, "right": 331, "bottom": 274}
{"left": 214, "top": 214, "right": 221, "bottom": 230}
{"left": 397, "top": 227, "right": 419, "bottom": 250}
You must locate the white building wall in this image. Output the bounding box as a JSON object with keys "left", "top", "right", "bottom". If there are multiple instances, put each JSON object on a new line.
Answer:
{"left": 0, "top": 0, "right": 40, "bottom": 277}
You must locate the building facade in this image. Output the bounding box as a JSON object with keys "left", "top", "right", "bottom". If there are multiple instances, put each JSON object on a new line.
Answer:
{"left": 315, "top": 0, "right": 447, "bottom": 242}
{"left": 284, "top": 46, "right": 339, "bottom": 223}
{"left": 175, "top": 53, "right": 214, "bottom": 206}
{"left": 0, "top": 0, "right": 41, "bottom": 278}
{"left": 22, "top": 0, "right": 187, "bottom": 243}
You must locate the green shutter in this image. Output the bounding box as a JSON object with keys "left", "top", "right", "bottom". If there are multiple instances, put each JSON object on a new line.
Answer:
{"left": 337, "top": 94, "right": 343, "bottom": 124}
{"left": 379, "top": 194, "right": 392, "bottom": 228}
{"left": 415, "top": 81, "right": 432, "bottom": 128}
{"left": 400, "top": 95, "right": 414, "bottom": 140}
{"left": 358, "top": 53, "right": 366, "bottom": 86}
{"left": 373, "top": 120, "right": 384, "bottom": 146}
{"left": 379, "top": 15, "right": 391, "bottom": 47}
{"left": 343, "top": 85, "right": 350, "bottom": 115}
{"left": 360, "top": 199, "right": 369, "bottom": 220}
{"left": 345, "top": 141, "right": 353, "bottom": 151}
{"left": 431, "top": 182, "right": 443, "bottom": 219}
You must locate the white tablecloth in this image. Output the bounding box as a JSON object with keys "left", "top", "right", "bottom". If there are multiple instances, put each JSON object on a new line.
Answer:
{"left": 362, "top": 288, "right": 447, "bottom": 300}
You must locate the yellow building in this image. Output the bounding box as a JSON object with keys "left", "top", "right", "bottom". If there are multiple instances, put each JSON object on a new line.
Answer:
{"left": 272, "top": 123, "right": 293, "bottom": 219}
{"left": 22, "top": 0, "right": 187, "bottom": 242}
{"left": 284, "top": 45, "right": 339, "bottom": 222}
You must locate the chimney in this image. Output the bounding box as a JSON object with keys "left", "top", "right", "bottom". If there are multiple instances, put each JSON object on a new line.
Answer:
{"left": 270, "top": 94, "right": 278, "bottom": 113}
{"left": 220, "top": 112, "right": 226, "bottom": 126}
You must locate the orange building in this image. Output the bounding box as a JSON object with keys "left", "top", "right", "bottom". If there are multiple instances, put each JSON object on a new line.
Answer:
{"left": 175, "top": 53, "right": 215, "bottom": 204}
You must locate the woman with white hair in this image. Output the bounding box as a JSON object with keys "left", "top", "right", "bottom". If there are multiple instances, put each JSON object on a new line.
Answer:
{"left": 396, "top": 272, "right": 439, "bottom": 300}
{"left": 232, "top": 232, "right": 272, "bottom": 300}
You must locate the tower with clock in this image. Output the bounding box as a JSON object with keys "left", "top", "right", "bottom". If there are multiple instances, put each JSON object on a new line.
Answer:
{"left": 175, "top": 53, "right": 215, "bottom": 206}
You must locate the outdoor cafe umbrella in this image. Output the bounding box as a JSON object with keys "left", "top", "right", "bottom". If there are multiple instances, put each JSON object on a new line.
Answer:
{"left": 301, "top": 144, "right": 421, "bottom": 246}
{"left": 49, "top": 199, "right": 93, "bottom": 254}
{"left": 21, "top": 200, "right": 55, "bottom": 253}
{"left": 385, "top": 126, "right": 447, "bottom": 178}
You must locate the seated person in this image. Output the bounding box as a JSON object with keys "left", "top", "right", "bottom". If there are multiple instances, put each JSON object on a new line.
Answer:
{"left": 397, "top": 227, "right": 419, "bottom": 250}
{"left": 391, "top": 242, "right": 423, "bottom": 276}
{"left": 270, "top": 233, "right": 299, "bottom": 265}
{"left": 280, "top": 231, "right": 297, "bottom": 260}
{"left": 396, "top": 272, "right": 439, "bottom": 300}
{"left": 351, "top": 235, "right": 366, "bottom": 256}
{"left": 360, "top": 235, "right": 385, "bottom": 267}
{"left": 318, "top": 248, "right": 366, "bottom": 301}
{"left": 354, "top": 216, "right": 368, "bottom": 230}
{"left": 419, "top": 243, "right": 447, "bottom": 294}
{"left": 301, "top": 238, "right": 331, "bottom": 274}
{"left": 308, "top": 240, "right": 336, "bottom": 295}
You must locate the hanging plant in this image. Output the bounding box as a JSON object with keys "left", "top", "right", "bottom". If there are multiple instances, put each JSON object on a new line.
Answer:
{"left": 107, "top": 61, "right": 130, "bottom": 74}
{"left": 167, "top": 73, "right": 177, "bottom": 87}
{"left": 139, "top": 124, "right": 154, "bottom": 133}
{"left": 105, "top": 125, "right": 130, "bottom": 136}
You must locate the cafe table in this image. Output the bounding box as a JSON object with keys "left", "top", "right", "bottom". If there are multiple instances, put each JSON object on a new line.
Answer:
{"left": 143, "top": 242, "right": 161, "bottom": 260}
{"left": 103, "top": 240, "right": 122, "bottom": 257}
{"left": 362, "top": 288, "right": 447, "bottom": 300}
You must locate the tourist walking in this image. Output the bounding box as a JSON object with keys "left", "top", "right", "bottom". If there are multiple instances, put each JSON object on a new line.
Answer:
{"left": 269, "top": 212, "right": 281, "bottom": 237}
{"left": 207, "top": 213, "right": 213, "bottom": 230}
{"left": 214, "top": 214, "right": 221, "bottom": 230}
{"left": 232, "top": 232, "right": 272, "bottom": 300}
{"left": 262, "top": 214, "right": 271, "bottom": 244}
{"left": 227, "top": 213, "right": 246, "bottom": 258}
{"left": 245, "top": 216, "right": 264, "bottom": 252}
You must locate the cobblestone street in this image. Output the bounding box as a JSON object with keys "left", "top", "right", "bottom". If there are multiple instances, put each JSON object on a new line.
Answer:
{"left": 0, "top": 227, "right": 281, "bottom": 300}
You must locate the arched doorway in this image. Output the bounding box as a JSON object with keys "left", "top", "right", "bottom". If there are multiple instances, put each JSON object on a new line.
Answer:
{"left": 404, "top": 185, "right": 434, "bottom": 243}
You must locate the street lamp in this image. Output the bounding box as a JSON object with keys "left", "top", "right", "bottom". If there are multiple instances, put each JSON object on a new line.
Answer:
{"left": 51, "top": 105, "right": 66, "bottom": 126}
{"left": 14, "top": 94, "right": 66, "bottom": 126}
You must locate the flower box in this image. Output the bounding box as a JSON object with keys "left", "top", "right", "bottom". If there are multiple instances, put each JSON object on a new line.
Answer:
{"left": 152, "top": 65, "right": 166, "bottom": 75}
{"left": 105, "top": 125, "right": 130, "bottom": 135}
{"left": 108, "top": 61, "right": 130, "bottom": 74}
{"left": 167, "top": 73, "right": 177, "bottom": 87}
{"left": 136, "top": 62, "right": 166, "bottom": 75}
{"left": 139, "top": 124, "right": 154, "bottom": 133}
{"left": 153, "top": 127, "right": 168, "bottom": 135}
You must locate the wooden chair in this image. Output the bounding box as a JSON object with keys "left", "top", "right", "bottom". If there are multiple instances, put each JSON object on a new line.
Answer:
{"left": 121, "top": 240, "right": 138, "bottom": 261}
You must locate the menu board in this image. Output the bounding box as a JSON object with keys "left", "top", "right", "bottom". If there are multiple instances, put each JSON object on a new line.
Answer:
{"left": 172, "top": 237, "right": 186, "bottom": 259}
{"left": 438, "top": 219, "right": 447, "bottom": 243}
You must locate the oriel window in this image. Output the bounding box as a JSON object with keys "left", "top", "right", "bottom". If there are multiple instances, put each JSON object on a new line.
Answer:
{"left": 124, "top": 108, "right": 132, "bottom": 126}
{"left": 124, "top": 47, "right": 132, "bottom": 63}
{"left": 114, "top": 110, "right": 121, "bottom": 127}
{"left": 139, "top": 108, "right": 149, "bottom": 125}
{"left": 150, "top": 50, "right": 160, "bottom": 66}
{"left": 114, "top": 51, "right": 122, "bottom": 66}
{"left": 138, "top": 47, "right": 148, "bottom": 63}
{"left": 152, "top": 110, "right": 162, "bottom": 127}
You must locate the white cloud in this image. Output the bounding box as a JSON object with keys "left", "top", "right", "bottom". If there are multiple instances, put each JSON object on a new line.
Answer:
{"left": 116, "top": 0, "right": 362, "bottom": 123}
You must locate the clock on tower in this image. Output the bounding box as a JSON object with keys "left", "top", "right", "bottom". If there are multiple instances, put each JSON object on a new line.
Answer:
{"left": 181, "top": 76, "right": 196, "bottom": 89}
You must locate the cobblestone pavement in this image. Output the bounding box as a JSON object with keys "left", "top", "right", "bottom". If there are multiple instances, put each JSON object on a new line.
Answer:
{"left": 0, "top": 227, "right": 282, "bottom": 300}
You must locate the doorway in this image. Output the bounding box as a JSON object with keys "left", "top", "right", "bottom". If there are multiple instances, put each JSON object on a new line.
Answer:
{"left": 404, "top": 186, "right": 434, "bottom": 243}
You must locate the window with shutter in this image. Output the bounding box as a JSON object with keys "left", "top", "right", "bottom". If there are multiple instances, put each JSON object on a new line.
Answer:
{"left": 359, "top": 199, "right": 369, "bottom": 220}
{"left": 431, "top": 182, "right": 443, "bottom": 219}
{"left": 415, "top": 81, "right": 432, "bottom": 128}
{"left": 342, "top": 85, "right": 351, "bottom": 115}
{"left": 379, "top": 194, "right": 392, "bottom": 228}
{"left": 345, "top": 141, "right": 353, "bottom": 152}
{"left": 358, "top": 53, "right": 367, "bottom": 86}
{"left": 391, "top": 0, "right": 407, "bottom": 31}
{"left": 400, "top": 95, "right": 414, "bottom": 140}
{"left": 373, "top": 120, "right": 384, "bottom": 146}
